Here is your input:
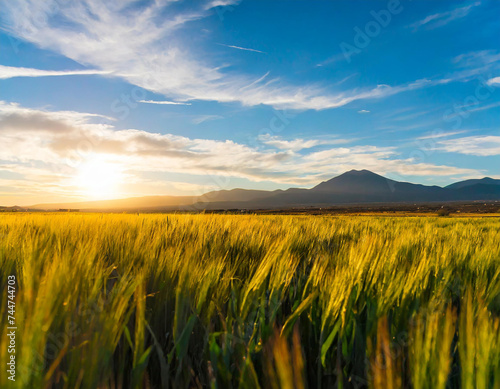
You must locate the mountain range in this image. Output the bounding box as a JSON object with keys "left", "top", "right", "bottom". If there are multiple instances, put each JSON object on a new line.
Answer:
{"left": 16, "top": 169, "right": 500, "bottom": 211}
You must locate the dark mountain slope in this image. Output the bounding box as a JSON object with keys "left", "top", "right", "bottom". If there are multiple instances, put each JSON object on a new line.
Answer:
{"left": 446, "top": 177, "right": 500, "bottom": 190}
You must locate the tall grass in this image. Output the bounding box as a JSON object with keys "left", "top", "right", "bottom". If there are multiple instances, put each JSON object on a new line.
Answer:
{"left": 0, "top": 214, "right": 499, "bottom": 388}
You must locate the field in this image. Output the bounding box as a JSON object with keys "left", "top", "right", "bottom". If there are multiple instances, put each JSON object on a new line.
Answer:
{"left": 1, "top": 214, "right": 499, "bottom": 389}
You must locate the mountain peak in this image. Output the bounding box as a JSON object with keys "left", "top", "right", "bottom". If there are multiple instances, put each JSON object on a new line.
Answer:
{"left": 312, "top": 169, "right": 393, "bottom": 192}
{"left": 329, "top": 169, "right": 387, "bottom": 181}
{"left": 343, "top": 169, "right": 377, "bottom": 175}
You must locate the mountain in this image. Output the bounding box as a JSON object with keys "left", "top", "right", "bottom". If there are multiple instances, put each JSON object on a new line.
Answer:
{"left": 242, "top": 170, "right": 448, "bottom": 207}
{"left": 310, "top": 169, "right": 447, "bottom": 202}
{"left": 313, "top": 169, "right": 396, "bottom": 193}
{"left": 443, "top": 177, "right": 500, "bottom": 202}
{"left": 23, "top": 170, "right": 500, "bottom": 211}
{"left": 446, "top": 177, "right": 500, "bottom": 190}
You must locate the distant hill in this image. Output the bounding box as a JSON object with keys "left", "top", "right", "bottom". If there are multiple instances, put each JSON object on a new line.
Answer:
{"left": 0, "top": 205, "right": 42, "bottom": 212}
{"left": 21, "top": 170, "right": 500, "bottom": 211}
{"left": 31, "top": 195, "right": 197, "bottom": 210}
{"left": 446, "top": 177, "right": 500, "bottom": 190}
{"left": 197, "top": 188, "right": 281, "bottom": 203}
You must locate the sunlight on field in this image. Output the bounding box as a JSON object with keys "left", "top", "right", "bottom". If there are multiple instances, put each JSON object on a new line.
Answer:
{"left": 0, "top": 214, "right": 499, "bottom": 388}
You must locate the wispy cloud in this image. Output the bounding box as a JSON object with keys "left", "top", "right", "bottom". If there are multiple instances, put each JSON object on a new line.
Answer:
{"left": 410, "top": 2, "right": 481, "bottom": 31}
{"left": 216, "top": 43, "right": 266, "bottom": 54}
{"left": 357, "top": 110, "right": 370, "bottom": 114}
{"left": 465, "top": 101, "right": 500, "bottom": 114}
{"left": 453, "top": 50, "right": 500, "bottom": 68}
{"left": 258, "top": 134, "right": 350, "bottom": 152}
{"left": 0, "top": 102, "right": 481, "bottom": 203}
{"left": 438, "top": 135, "right": 500, "bottom": 156}
{"left": 442, "top": 101, "right": 500, "bottom": 123}
{"left": 0, "top": 0, "right": 462, "bottom": 111}
{"left": 390, "top": 109, "right": 438, "bottom": 122}
{"left": 315, "top": 53, "right": 346, "bottom": 68}
{"left": 417, "top": 130, "right": 468, "bottom": 140}
{"left": 138, "top": 100, "right": 191, "bottom": 106}
{"left": 191, "top": 115, "right": 223, "bottom": 124}
{"left": 204, "top": 0, "right": 240, "bottom": 10}
{"left": 0, "top": 65, "right": 108, "bottom": 79}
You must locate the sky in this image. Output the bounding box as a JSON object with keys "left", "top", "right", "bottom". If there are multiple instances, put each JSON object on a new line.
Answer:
{"left": 0, "top": 0, "right": 499, "bottom": 206}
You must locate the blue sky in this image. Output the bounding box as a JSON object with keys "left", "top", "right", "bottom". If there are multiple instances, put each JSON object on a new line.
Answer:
{"left": 0, "top": 0, "right": 499, "bottom": 205}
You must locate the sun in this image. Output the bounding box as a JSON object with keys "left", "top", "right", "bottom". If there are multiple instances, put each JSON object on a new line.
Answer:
{"left": 75, "top": 156, "right": 122, "bottom": 199}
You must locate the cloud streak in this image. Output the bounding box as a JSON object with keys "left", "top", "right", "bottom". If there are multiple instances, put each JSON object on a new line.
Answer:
{"left": 216, "top": 43, "right": 266, "bottom": 54}
{"left": 138, "top": 100, "right": 192, "bottom": 106}
{"left": 417, "top": 130, "right": 468, "bottom": 140}
{"left": 0, "top": 65, "right": 108, "bottom": 79}
{"left": 438, "top": 135, "right": 500, "bottom": 156}
{"left": 410, "top": 2, "right": 481, "bottom": 31}
{"left": 258, "top": 134, "right": 350, "bottom": 152}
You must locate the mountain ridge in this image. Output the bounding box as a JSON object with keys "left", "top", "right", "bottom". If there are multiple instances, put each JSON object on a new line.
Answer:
{"left": 446, "top": 177, "right": 500, "bottom": 190}
{"left": 18, "top": 170, "right": 500, "bottom": 210}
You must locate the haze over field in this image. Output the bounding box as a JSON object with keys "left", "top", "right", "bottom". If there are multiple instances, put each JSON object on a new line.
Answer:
{"left": 0, "top": 0, "right": 500, "bottom": 205}
{"left": 19, "top": 170, "right": 500, "bottom": 211}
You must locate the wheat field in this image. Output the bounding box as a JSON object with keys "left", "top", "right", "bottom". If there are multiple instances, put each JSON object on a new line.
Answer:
{"left": 0, "top": 213, "right": 499, "bottom": 388}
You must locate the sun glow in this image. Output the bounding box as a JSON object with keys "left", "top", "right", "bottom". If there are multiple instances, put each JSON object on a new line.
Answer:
{"left": 75, "top": 156, "right": 123, "bottom": 199}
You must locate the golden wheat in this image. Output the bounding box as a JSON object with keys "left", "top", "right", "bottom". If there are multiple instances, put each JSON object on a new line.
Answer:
{"left": 0, "top": 213, "right": 499, "bottom": 388}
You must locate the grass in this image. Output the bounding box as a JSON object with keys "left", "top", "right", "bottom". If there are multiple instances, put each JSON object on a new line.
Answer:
{"left": 0, "top": 213, "right": 499, "bottom": 388}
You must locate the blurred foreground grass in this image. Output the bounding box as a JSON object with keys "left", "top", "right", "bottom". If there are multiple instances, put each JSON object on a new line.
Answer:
{"left": 0, "top": 213, "right": 499, "bottom": 388}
